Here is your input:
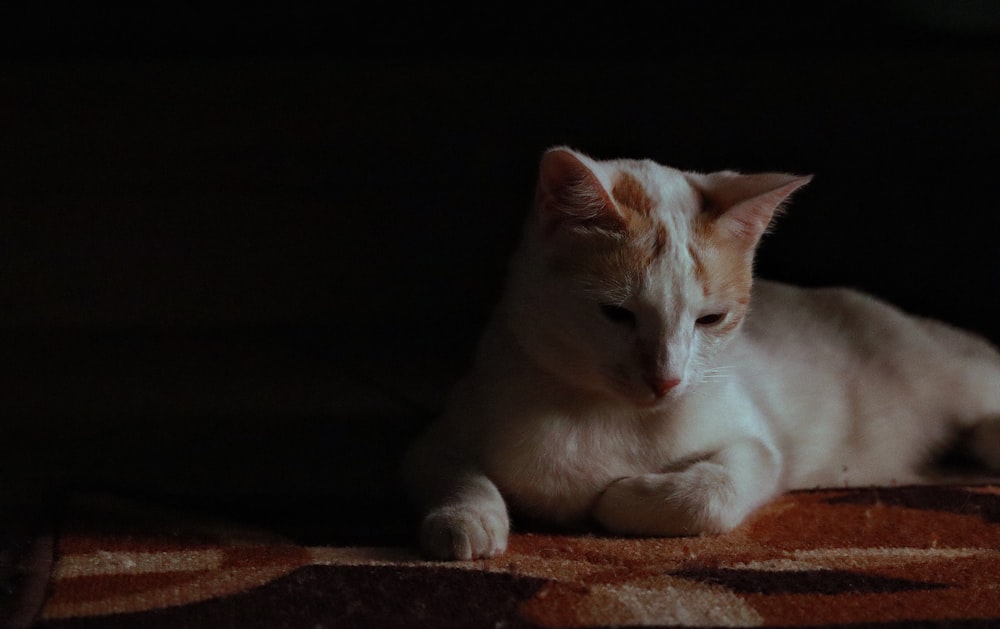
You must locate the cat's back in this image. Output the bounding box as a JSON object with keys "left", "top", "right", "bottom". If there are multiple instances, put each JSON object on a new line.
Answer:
{"left": 743, "top": 279, "right": 996, "bottom": 362}
{"left": 744, "top": 280, "right": 912, "bottom": 350}
{"left": 732, "top": 279, "right": 1000, "bottom": 487}
{"left": 733, "top": 279, "right": 929, "bottom": 415}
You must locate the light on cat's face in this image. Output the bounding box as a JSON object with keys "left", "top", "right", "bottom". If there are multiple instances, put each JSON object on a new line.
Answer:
{"left": 598, "top": 301, "right": 733, "bottom": 404}
{"left": 597, "top": 302, "right": 691, "bottom": 404}
{"left": 509, "top": 146, "right": 810, "bottom": 408}
{"left": 514, "top": 226, "right": 740, "bottom": 408}
{"left": 509, "top": 248, "right": 740, "bottom": 407}
{"left": 588, "top": 261, "right": 737, "bottom": 407}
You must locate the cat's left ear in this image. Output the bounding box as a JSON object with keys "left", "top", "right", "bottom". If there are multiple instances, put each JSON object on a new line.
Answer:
{"left": 534, "top": 147, "right": 627, "bottom": 235}
{"left": 692, "top": 171, "right": 812, "bottom": 247}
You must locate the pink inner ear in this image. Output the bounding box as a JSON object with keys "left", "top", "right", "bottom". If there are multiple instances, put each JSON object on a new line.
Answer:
{"left": 697, "top": 172, "right": 812, "bottom": 245}
{"left": 536, "top": 149, "right": 627, "bottom": 234}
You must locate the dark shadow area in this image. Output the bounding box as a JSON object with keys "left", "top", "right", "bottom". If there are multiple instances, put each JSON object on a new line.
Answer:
{"left": 1, "top": 2, "right": 998, "bottom": 543}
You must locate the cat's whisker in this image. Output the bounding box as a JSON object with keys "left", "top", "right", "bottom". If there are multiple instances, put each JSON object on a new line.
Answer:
{"left": 700, "top": 366, "right": 735, "bottom": 382}
{"left": 700, "top": 366, "right": 736, "bottom": 384}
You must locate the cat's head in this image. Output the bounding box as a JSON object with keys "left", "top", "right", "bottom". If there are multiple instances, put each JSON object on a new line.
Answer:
{"left": 503, "top": 147, "right": 810, "bottom": 408}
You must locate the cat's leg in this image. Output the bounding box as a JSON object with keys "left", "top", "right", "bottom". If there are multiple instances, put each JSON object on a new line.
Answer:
{"left": 591, "top": 438, "right": 782, "bottom": 536}
{"left": 401, "top": 427, "right": 509, "bottom": 560}
{"left": 969, "top": 423, "right": 1000, "bottom": 471}
{"left": 962, "top": 360, "right": 1000, "bottom": 471}
{"left": 920, "top": 319, "right": 1000, "bottom": 472}
{"left": 965, "top": 366, "right": 1000, "bottom": 471}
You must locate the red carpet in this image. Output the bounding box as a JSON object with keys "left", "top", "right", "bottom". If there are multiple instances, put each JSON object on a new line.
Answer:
{"left": 7, "top": 485, "right": 1000, "bottom": 628}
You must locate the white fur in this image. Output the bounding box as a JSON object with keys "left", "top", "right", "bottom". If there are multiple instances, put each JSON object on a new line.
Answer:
{"left": 401, "top": 148, "right": 1000, "bottom": 560}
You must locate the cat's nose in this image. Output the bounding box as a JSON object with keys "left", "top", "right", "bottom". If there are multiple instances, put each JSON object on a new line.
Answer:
{"left": 645, "top": 376, "right": 681, "bottom": 397}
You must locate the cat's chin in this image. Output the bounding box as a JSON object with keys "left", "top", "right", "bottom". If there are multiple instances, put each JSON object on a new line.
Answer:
{"left": 634, "top": 391, "right": 681, "bottom": 410}
{"left": 599, "top": 368, "right": 688, "bottom": 408}
{"left": 608, "top": 380, "right": 685, "bottom": 409}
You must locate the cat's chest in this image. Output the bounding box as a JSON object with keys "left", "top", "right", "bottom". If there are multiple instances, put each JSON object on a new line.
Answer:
{"left": 480, "top": 410, "right": 668, "bottom": 524}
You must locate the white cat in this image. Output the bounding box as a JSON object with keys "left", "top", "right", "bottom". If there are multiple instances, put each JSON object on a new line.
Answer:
{"left": 401, "top": 147, "right": 1000, "bottom": 560}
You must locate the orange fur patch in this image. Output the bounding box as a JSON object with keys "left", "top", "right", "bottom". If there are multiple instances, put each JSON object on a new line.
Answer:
{"left": 621, "top": 221, "right": 667, "bottom": 272}
{"left": 611, "top": 173, "right": 654, "bottom": 217}
{"left": 687, "top": 243, "right": 709, "bottom": 296}
{"left": 610, "top": 173, "right": 669, "bottom": 270}
{"left": 692, "top": 213, "right": 754, "bottom": 326}
{"left": 650, "top": 223, "right": 668, "bottom": 260}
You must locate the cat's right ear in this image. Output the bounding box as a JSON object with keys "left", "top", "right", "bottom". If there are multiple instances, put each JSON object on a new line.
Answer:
{"left": 535, "top": 147, "right": 627, "bottom": 236}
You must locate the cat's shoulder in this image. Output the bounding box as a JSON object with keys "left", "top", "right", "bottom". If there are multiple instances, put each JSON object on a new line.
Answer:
{"left": 744, "top": 279, "right": 919, "bottom": 346}
{"left": 745, "top": 279, "right": 971, "bottom": 353}
{"left": 750, "top": 279, "right": 903, "bottom": 318}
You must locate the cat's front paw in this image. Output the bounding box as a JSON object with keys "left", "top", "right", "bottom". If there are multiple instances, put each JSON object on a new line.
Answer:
{"left": 420, "top": 505, "right": 509, "bottom": 560}
{"left": 593, "top": 462, "right": 741, "bottom": 537}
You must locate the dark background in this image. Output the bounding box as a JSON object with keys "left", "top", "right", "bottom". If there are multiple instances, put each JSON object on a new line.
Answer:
{"left": 2, "top": 2, "right": 998, "bottom": 537}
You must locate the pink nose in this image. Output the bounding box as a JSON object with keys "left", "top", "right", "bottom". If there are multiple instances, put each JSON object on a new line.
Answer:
{"left": 646, "top": 376, "right": 681, "bottom": 397}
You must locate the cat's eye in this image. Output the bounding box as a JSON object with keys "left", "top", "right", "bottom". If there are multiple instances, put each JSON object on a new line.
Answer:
{"left": 696, "top": 312, "right": 727, "bottom": 327}
{"left": 600, "top": 304, "right": 636, "bottom": 327}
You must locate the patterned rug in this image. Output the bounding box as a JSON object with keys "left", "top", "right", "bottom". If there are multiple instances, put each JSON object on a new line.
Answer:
{"left": 6, "top": 485, "right": 1000, "bottom": 628}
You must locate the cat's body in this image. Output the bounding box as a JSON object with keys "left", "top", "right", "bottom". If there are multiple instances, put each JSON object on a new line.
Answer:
{"left": 402, "top": 147, "right": 1000, "bottom": 560}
